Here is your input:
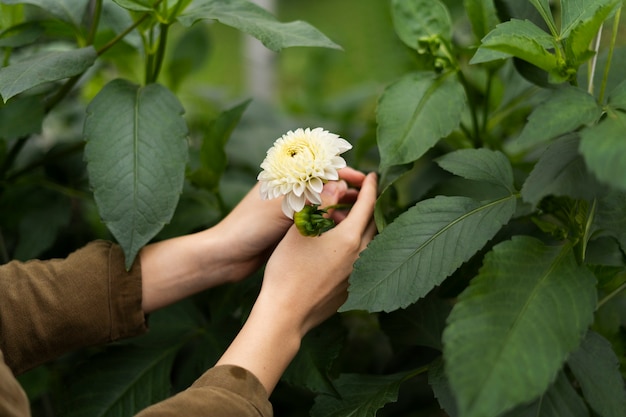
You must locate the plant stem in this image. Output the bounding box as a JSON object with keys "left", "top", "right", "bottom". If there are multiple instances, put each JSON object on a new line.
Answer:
{"left": 97, "top": 11, "right": 152, "bottom": 57}
{"left": 86, "top": 0, "right": 103, "bottom": 46}
{"left": 597, "top": 280, "right": 626, "bottom": 310}
{"left": 148, "top": 22, "right": 170, "bottom": 84}
{"left": 587, "top": 24, "right": 603, "bottom": 95}
{"left": 598, "top": 7, "right": 622, "bottom": 103}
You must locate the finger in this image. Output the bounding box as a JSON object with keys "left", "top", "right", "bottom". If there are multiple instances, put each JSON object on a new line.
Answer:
{"left": 338, "top": 167, "right": 366, "bottom": 186}
{"left": 320, "top": 180, "right": 348, "bottom": 209}
{"left": 339, "top": 172, "right": 378, "bottom": 232}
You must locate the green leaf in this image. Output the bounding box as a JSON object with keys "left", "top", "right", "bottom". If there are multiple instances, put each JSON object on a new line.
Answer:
{"left": 341, "top": 195, "right": 516, "bottom": 313}
{"left": 84, "top": 79, "right": 188, "bottom": 269}
{"left": 428, "top": 357, "right": 458, "bottom": 417}
{"left": 561, "top": 0, "right": 618, "bottom": 38}
{"left": 443, "top": 236, "right": 597, "bottom": 417}
{"left": 0, "top": 95, "right": 44, "bottom": 139}
{"left": 63, "top": 345, "right": 179, "bottom": 417}
{"left": 470, "top": 19, "right": 558, "bottom": 72}
{"left": 376, "top": 71, "right": 465, "bottom": 170}
{"left": 0, "top": 0, "right": 88, "bottom": 27}
{"left": 514, "top": 86, "right": 602, "bottom": 150}
{"left": 283, "top": 318, "right": 344, "bottom": 395}
{"left": 503, "top": 371, "right": 590, "bottom": 417}
{"left": 435, "top": 148, "right": 515, "bottom": 193}
{"left": 567, "top": 331, "right": 626, "bottom": 417}
{"left": 0, "top": 46, "right": 97, "bottom": 102}
{"left": 579, "top": 109, "right": 626, "bottom": 191}
{"left": 189, "top": 99, "right": 250, "bottom": 192}
{"left": 0, "top": 21, "right": 44, "bottom": 47}
{"left": 592, "top": 190, "right": 626, "bottom": 251}
{"left": 607, "top": 79, "right": 626, "bottom": 110}
{"left": 165, "top": 22, "right": 211, "bottom": 92}
{"left": 112, "top": 0, "right": 154, "bottom": 12}
{"left": 391, "top": 0, "right": 452, "bottom": 51}
{"left": 521, "top": 135, "right": 606, "bottom": 206}
{"left": 310, "top": 371, "right": 411, "bottom": 417}
{"left": 464, "top": 0, "right": 500, "bottom": 41}
{"left": 529, "top": 0, "right": 558, "bottom": 36}
{"left": 177, "top": 0, "right": 341, "bottom": 52}
{"left": 565, "top": 0, "right": 619, "bottom": 65}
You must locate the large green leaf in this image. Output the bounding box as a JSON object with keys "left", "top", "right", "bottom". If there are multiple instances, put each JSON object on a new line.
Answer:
{"left": 464, "top": 0, "right": 500, "bottom": 41}
{"left": 443, "top": 236, "right": 597, "bottom": 417}
{"left": 0, "top": 95, "right": 44, "bottom": 139}
{"left": 564, "top": 0, "right": 619, "bottom": 65}
{"left": 435, "top": 148, "right": 515, "bottom": 193}
{"left": 428, "top": 357, "right": 458, "bottom": 417}
{"left": 310, "top": 371, "right": 411, "bottom": 417}
{"left": 391, "top": 0, "right": 452, "bottom": 51}
{"left": 521, "top": 135, "right": 606, "bottom": 205}
{"left": 0, "top": 0, "right": 88, "bottom": 27}
{"left": 567, "top": 331, "right": 626, "bottom": 417}
{"left": 84, "top": 79, "right": 188, "bottom": 269}
{"left": 376, "top": 71, "right": 466, "bottom": 169}
{"left": 188, "top": 99, "right": 250, "bottom": 192}
{"left": 470, "top": 19, "right": 558, "bottom": 72}
{"left": 63, "top": 345, "right": 179, "bottom": 417}
{"left": 177, "top": 0, "right": 340, "bottom": 52}
{"left": 341, "top": 195, "right": 516, "bottom": 313}
{"left": 514, "top": 86, "right": 602, "bottom": 151}
{"left": 0, "top": 46, "right": 96, "bottom": 102}
{"left": 579, "top": 109, "right": 626, "bottom": 191}
{"left": 607, "top": 79, "right": 626, "bottom": 110}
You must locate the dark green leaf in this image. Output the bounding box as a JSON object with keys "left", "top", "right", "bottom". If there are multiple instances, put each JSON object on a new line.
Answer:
{"left": 514, "top": 86, "right": 601, "bottom": 151}
{"left": 503, "top": 371, "right": 590, "bottom": 417}
{"left": 464, "top": 0, "right": 500, "bottom": 41}
{"left": 608, "top": 79, "right": 626, "bottom": 111}
{"left": 283, "top": 318, "right": 344, "bottom": 395}
{"left": 428, "top": 357, "right": 458, "bottom": 417}
{"left": 310, "top": 371, "right": 411, "bottom": 417}
{"left": 567, "top": 331, "right": 626, "bottom": 417}
{"left": 592, "top": 190, "right": 626, "bottom": 251}
{"left": 63, "top": 345, "right": 179, "bottom": 417}
{"left": 561, "top": 0, "right": 618, "bottom": 38}
{"left": 376, "top": 71, "right": 465, "bottom": 170}
{"left": 0, "top": 21, "right": 44, "bottom": 47}
{"left": 0, "top": 46, "right": 97, "bottom": 102}
{"left": 579, "top": 109, "right": 626, "bottom": 191}
{"left": 565, "top": 0, "right": 619, "bottom": 65}
{"left": 177, "top": 0, "right": 340, "bottom": 52}
{"left": 435, "top": 148, "right": 515, "bottom": 193}
{"left": 341, "top": 195, "right": 516, "bottom": 313}
{"left": 521, "top": 135, "right": 606, "bottom": 205}
{"left": 391, "top": 0, "right": 452, "bottom": 51}
{"left": 189, "top": 99, "right": 250, "bottom": 192}
{"left": 0, "top": 0, "right": 88, "bottom": 27}
{"left": 443, "top": 236, "right": 596, "bottom": 417}
{"left": 470, "top": 19, "right": 557, "bottom": 72}
{"left": 84, "top": 79, "right": 188, "bottom": 269}
{"left": 0, "top": 95, "right": 44, "bottom": 139}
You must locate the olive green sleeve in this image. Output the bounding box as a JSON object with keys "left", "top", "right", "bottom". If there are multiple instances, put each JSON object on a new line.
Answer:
{"left": 136, "top": 365, "right": 273, "bottom": 417}
{"left": 0, "top": 240, "right": 147, "bottom": 375}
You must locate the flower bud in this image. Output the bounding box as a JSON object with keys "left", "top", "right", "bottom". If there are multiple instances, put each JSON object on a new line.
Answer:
{"left": 293, "top": 205, "right": 335, "bottom": 237}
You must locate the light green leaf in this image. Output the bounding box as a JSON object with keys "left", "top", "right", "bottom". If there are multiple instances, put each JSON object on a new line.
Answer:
{"left": 443, "top": 236, "right": 597, "bottom": 417}
{"left": 283, "top": 318, "right": 344, "bottom": 395}
{"left": 607, "top": 79, "right": 626, "bottom": 110}
{"left": 310, "top": 372, "right": 411, "bottom": 417}
{"left": 63, "top": 345, "right": 179, "bottom": 417}
{"left": 503, "top": 371, "right": 590, "bottom": 417}
{"left": 341, "top": 195, "right": 516, "bottom": 313}
{"left": 567, "top": 331, "right": 626, "bottom": 417}
{"left": 189, "top": 99, "right": 250, "bottom": 192}
{"left": 561, "top": 0, "right": 618, "bottom": 38}
{"left": 435, "top": 148, "right": 515, "bottom": 193}
{"left": 514, "top": 86, "right": 601, "bottom": 150}
{"left": 376, "top": 71, "right": 465, "bottom": 170}
{"left": 391, "top": 0, "right": 452, "bottom": 51}
{"left": 464, "top": 0, "right": 499, "bottom": 42}
{"left": 177, "top": 0, "right": 340, "bottom": 52}
{"left": 0, "top": 95, "right": 44, "bottom": 139}
{"left": 521, "top": 135, "right": 606, "bottom": 206}
{"left": 470, "top": 19, "right": 557, "bottom": 71}
{"left": 0, "top": 46, "right": 97, "bottom": 102}
{"left": 579, "top": 109, "right": 626, "bottom": 191}
{"left": 84, "top": 79, "right": 188, "bottom": 269}
{"left": 0, "top": 0, "right": 88, "bottom": 27}
{"left": 565, "top": 0, "right": 619, "bottom": 64}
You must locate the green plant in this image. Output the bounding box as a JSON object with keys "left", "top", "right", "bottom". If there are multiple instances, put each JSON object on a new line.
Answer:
{"left": 2, "top": 0, "right": 626, "bottom": 416}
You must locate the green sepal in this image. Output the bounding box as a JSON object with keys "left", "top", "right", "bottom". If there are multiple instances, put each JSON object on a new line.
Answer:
{"left": 294, "top": 205, "right": 335, "bottom": 237}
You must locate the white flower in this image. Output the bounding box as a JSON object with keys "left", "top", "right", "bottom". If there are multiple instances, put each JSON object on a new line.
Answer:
{"left": 257, "top": 127, "right": 352, "bottom": 218}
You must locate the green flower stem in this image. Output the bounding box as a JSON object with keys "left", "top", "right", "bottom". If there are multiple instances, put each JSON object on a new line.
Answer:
{"left": 147, "top": 22, "right": 170, "bottom": 84}
{"left": 599, "top": 6, "right": 622, "bottom": 103}
{"left": 86, "top": 0, "right": 103, "bottom": 46}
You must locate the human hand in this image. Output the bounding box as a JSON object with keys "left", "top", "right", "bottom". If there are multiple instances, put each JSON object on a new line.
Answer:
{"left": 211, "top": 167, "right": 368, "bottom": 283}
{"left": 257, "top": 171, "right": 378, "bottom": 336}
